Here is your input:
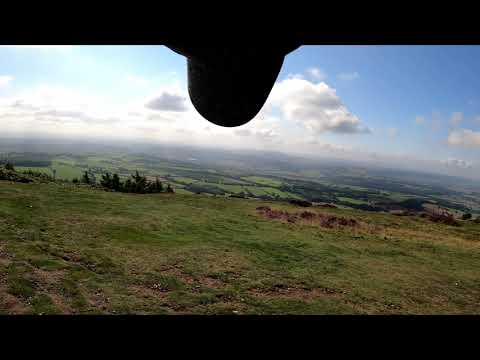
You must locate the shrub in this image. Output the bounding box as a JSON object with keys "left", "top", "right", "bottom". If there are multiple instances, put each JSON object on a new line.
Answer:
{"left": 289, "top": 199, "right": 312, "bottom": 207}
{"left": 155, "top": 177, "right": 163, "bottom": 192}
{"left": 98, "top": 171, "right": 165, "bottom": 194}
{"left": 112, "top": 173, "right": 121, "bottom": 191}
{"left": 462, "top": 213, "right": 472, "bottom": 220}
{"left": 5, "top": 162, "right": 15, "bottom": 171}
{"left": 100, "top": 172, "right": 112, "bottom": 188}
{"left": 81, "top": 171, "right": 91, "bottom": 184}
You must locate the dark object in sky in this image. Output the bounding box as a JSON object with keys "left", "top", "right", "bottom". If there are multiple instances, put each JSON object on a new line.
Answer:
{"left": 165, "top": 45, "right": 301, "bottom": 127}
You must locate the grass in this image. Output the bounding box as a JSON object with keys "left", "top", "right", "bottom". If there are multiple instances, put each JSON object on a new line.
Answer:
{"left": 16, "top": 166, "right": 53, "bottom": 176}
{"left": 242, "top": 176, "right": 283, "bottom": 187}
{"left": 51, "top": 162, "right": 85, "bottom": 180}
{"left": 337, "top": 197, "right": 368, "bottom": 205}
{"left": 17, "top": 162, "right": 85, "bottom": 180}
{"left": 170, "top": 177, "right": 197, "bottom": 185}
{"left": 174, "top": 188, "right": 194, "bottom": 195}
{"left": 203, "top": 182, "right": 244, "bottom": 194}
{"left": 0, "top": 180, "right": 479, "bottom": 314}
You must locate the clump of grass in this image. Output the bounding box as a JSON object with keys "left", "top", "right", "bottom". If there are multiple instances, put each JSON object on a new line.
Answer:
{"left": 148, "top": 274, "right": 184, "bottom": 292}
{"left": 59, "top": 277, "right": 89, "bottom": 311}
{"left": 8, "top": 277, "right": 36, "bottom": 299}
{"left": 30, "top": 294, "right": 58, "bottom": 314}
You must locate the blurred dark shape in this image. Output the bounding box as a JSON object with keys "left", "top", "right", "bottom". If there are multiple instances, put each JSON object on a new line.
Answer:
{"left": 165, "top": 45, "right": 301, "bottom": 127}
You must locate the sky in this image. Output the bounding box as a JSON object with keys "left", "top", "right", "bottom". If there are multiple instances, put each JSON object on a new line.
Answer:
{"left": 1, "top": 45, "right": 480, "bottom": 179}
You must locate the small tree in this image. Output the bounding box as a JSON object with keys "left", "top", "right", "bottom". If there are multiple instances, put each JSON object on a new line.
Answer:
{"left": 5, "top": 162, "right": 14, "bottom": 171}
{"left": 462, "top": 213, "right": 472, "bottom": 220}
{"left": 72, "top": 178, "right": 79, "bottom": 184}
{"left": 112, "top": 173, "right": 121, "bottom": 191}
{"left": 123, "top": 178, "right": 133, "bottom": 193}
{"left": 81, "top": 171, "right": 90, "bottom": 184}
{"left": 154, "top": 177, "right": 163, "bottom": 193}
{"left": 100, "top": 172, "right": 113, "bottom": 189}
{"left": 166, "top": 183, "right": 174, "bottom": 193}
{"left": 130, "top": 170, "right": 146, "bottom": 194}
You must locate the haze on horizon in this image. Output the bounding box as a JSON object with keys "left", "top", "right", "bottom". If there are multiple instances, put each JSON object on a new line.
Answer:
{"left": 1, "top": 45, "right": 480, "bottom": 180}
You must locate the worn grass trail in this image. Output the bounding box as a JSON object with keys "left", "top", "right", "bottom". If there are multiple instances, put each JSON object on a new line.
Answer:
{"left": 0, "top": 181, "right": 479, "bottom": 314}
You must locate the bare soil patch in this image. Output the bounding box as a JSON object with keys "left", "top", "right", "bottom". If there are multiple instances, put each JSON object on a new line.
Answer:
{"left": 33, "top": 268, "right": 67, "bottom": 287}
{"left": 0, "top": 286, "right": 29, "bottom": 314}
{"left": 0, "top": 244, "right": 11, "bottom": 267}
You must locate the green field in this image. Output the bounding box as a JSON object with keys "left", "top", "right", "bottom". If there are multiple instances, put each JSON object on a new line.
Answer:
{"left": 242, "top": 176, "right": 283, "bottom": 187}
{"left": 170, "top": 177, "right": 197, "bottom": 185}
{"left": 337, "top": 197, "right": 369, "bottom": 205}
{"left": 16, "top": 166, "right": 54, "bottom": 176}
{"left": 17, "top": 162, "right": 85, "bottom": 181}
{"left": 1, "top": 180, "right": 479, "bottom": 314}
{"left": 52, "top": 162, "right": 86, "bottom": 180}
{"left": 195, "top": 181, "right": 304, "bottom": 200}
{"left": 173, "top": 188, "right": 194, "bottom": 195}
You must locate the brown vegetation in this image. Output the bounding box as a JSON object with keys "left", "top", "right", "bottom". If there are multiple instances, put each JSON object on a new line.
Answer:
{"left": 420, "top": 212, "right": 460, "bottom": 226}
{"left": 256, "top": 206, "right": 358, "bottom": 228}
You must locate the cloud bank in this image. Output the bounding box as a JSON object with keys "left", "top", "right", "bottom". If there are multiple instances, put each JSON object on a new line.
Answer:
{"left": 447, "top": 129, "right": 480, "bottom": 148}
{"left": 145, "top": 92, "right": 188, "bottom": 112}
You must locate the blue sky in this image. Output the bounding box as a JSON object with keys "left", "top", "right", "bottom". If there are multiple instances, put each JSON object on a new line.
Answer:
{"left": 1, "top": 45, "right": 480, "bottom": 178}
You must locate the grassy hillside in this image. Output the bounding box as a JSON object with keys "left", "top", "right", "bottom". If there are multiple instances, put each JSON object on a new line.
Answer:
{"left": 0, "top": 180, "right": 479, "bottom": 314}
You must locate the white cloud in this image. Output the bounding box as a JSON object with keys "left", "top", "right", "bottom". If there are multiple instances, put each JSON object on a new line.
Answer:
{"left": 387, "top": 127, "right": 399, "bottom": 138}
{"left": 0, "top": 85, "right": 126, "bottom": 134}
{"left": 234, "top": 129, "right": 252, "bottom": 137}
{"left": 442, "top": 157, "right": 472, "bottom": 169}
{"left": 447, "top": 129, "right": 480, "bottom": 147}
{"left": 267, "top": 77, "right": 369, "bottom": 134}
{"left": 233, "top": 112, "right": 281, "bottom": 142}
{"left": 147, "top": 113, "right": 177, "bottom": 123}
{"left": 0, "top": 76, "right": 13, "bottom": 88}
{"left": 449, "top": 112, "right": 463, "bottom": 126}
{"left": 337, "top": 72, "right": 359, "bottom": 81}
{"left": 145, "top": 91, "right": 188, "bottom": 112}
{"left": 415, "top": 116, "right": 425, "bottom": 125}
{"left": 254, "top": 128, "right": 278, "bottom": 141}
{"left": 11, "top": 100, "right": 40, "bottom": 111}
{"left": 307, "top": 67, "right": 327, "bottom": 81}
